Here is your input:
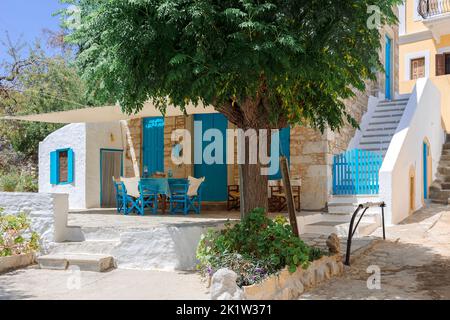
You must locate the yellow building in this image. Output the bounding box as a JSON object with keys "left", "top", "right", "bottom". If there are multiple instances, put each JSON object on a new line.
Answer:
{"left": 399, "top": 0, "right": 450, "bottom": 129}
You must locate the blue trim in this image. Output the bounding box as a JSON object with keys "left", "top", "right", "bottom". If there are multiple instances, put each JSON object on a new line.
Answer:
{"left": 50, "top": 148, "right": 74, "bottom": 185}
{"left": 423, "top": 142, "right": 428, "bottom": 199}
{"left": 269, "top": 127, "right": 291, "bottom": 180}
{"left": 100, "top": 148, "right": 124, "bottom": 206}
{"left": 385, "top": 35, "right": 392, "bottom": 100}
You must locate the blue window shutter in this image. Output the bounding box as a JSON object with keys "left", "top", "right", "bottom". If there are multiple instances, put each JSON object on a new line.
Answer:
{"left": 67, "top": 148, "right": 74, "bottom": 183}
{"left": 50, "top": 151, "right": 58, "bottom": 184}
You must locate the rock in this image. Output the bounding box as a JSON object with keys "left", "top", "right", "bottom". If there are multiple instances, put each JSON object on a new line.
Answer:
{"left": 326, "top": 233, "right": 341, "bottom": 254}
{"left": 210, "top": 268, "right": 245, "bottom": 300}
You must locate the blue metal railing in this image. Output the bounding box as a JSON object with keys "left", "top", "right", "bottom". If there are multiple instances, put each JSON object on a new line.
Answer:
{"left": 332, "top": 149, "right": 382, "bottom": 195}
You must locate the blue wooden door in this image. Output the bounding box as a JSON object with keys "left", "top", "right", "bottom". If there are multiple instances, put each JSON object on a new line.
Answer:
{"left": 385, "top": 36, "right": 392, "bottom": 100}
{"left": 143, "top": 117, "right": 165, "bottom": 176}
{"left": 269, "top": 127, "right": 291, "bottom": 180}
{"left": 194, "top": 114, "right": 228, "bottom": 201}
{"left": 423, "top": 142, "right": 428, "bottom": 199}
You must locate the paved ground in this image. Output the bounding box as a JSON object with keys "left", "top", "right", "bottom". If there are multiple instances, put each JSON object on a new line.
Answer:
{"left": 1, "top": 205, "right": 449, "bottom": 300}
{"left": 0, "top": 268, "right": 209, "bottom": 300}
{"left": 301, "top": 204, "right": 450, "bottom": 300}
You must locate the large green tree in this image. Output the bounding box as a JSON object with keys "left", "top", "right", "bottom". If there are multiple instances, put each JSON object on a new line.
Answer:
{"left": 63, "top": 0, "right": 399, "bottom": 214}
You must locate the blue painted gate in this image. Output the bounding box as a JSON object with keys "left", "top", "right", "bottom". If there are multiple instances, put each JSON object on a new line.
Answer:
{"left": 332, "top": 149, "right": 382, "bottom": 195}
{"left": 194, "top": 114, "right": 228, "bottom": 201}
{"left": 142, "top": 117, "right": 165, "bottom": 176}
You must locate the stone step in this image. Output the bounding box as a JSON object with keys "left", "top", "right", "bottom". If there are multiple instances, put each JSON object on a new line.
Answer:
{"left": 302, "top": 220, "right": 378, "bottom": 237}
{"left": 374, "top": 107, "right": 405, "bottom": 113}
{"left": 49, "top": 240, "right": 120, "bottom": 255}
{"left": 377, "top": 99, "right": 409, "bottom": 107}
{"left": 37, "top": 254, "right": 115, "bottom": 272}
{"left": 359, "top": 136, "right": 393, "bottom": 144}
{"left": 365, "top": 126, "right": 397, "bottom": 133}
{"left": 367, "top": 120, "right": 400, "bottom": 128}
{"left": 371, "top": 113, "right": 403, "bottom": 121}
{"left": 429, "top": 188, "right": 450, "bottom": 200}
{"left": 327, "top": 204, "right": 381, "bottom": 215}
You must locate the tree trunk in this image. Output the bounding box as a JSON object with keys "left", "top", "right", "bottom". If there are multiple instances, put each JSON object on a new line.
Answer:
{"left": 240, "top": 162, "right": 268, "bottom": 218}
{"left": 238, "top": 129, "right": 269, "bottom": 218}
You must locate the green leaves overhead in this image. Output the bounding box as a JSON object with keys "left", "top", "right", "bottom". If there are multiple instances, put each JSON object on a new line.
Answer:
{"left": 62, "top": 0, "right": 399, "bottom": 130}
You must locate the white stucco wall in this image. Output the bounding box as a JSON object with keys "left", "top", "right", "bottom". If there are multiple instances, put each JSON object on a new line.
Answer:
{"left": 0, "top": 192, "right": 83, "bottom": 252}
{"left": 380, "top": 78, "right": 444, "bottom": 224}
{"left": 39, "top": 122, "right": 127, "bottom": 210}
{"left": 39, "top": 123, "right": 87, "bottom": 209}
{"left": 85, "top": 122, "right": 126, "bottom": 208}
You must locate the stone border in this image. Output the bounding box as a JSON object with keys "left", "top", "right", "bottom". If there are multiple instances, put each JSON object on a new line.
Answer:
{"left": 210, "top": 254, "right": 343, "bottom": 300}
{"left": 243, "top": 254, "right": 343, "bottom": 300}
{"left": 0, "top": 253, "right": 36, "bottom": 275}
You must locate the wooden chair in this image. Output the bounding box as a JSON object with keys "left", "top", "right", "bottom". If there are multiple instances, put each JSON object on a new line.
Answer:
{"left": 268, "top": 180, "right": 301, "bottom": 212}
{"left": 227, "top": 185, "right": 240, "bottom": 211}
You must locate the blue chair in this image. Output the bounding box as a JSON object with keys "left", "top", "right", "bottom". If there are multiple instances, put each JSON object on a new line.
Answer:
{"left": 138, "top": 180, "right": 159, "bottom": 215}
{"left": 169, "top": 180, "right": 203, "bottom": 215}
{"left": 113, "top": 180, "right": 141, "bottom": 215}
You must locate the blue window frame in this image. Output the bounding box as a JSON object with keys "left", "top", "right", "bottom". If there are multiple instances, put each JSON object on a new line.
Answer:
{"left": 50, "top": 148, "right": 74, "bottom": 185}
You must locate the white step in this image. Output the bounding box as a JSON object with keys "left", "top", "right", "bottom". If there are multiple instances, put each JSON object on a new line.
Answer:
{"left": 359, "top": 135, "right": 394, "bottom": 144}
{"left": 302, "top": 220, "right": 378, "bottom": 237}
{"left": 37, "top": 254, "right": 115, "bottom": 272}
{"left": 49, "top": 240, "right": 120, "bottom": 255}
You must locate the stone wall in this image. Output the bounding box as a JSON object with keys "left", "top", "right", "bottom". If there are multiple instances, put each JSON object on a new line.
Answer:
{"left": 0, "top": 192, "right": 83, "bottom": 252}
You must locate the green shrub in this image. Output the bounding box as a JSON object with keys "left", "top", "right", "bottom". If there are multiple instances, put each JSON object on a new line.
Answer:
{"left": 0, "top": 171, "right": 20, "bottom": 192}
{"left": 196, "top": 208, "right": 324, "bottom": 287}
{"left": 0, "top": 171, "right": 38, "bottom": 193}
{"left": 0, "top": 208, "right": 40, "bottom": 257}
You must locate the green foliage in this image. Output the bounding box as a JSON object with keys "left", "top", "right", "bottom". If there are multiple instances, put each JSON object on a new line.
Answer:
{"left": 0, "top": 208, "right": 40, "bottom": 257}
{"left": 63, "top": 0, "right": 400, "bottom": 131}
{"left": 0, "top": 170, "right": 38, "bottom": 192}
{"left": 196, "top": 208, "right": 324, "bottom": 286}
{"left": 1, "top": 42, "right": 100, "bottom": 157}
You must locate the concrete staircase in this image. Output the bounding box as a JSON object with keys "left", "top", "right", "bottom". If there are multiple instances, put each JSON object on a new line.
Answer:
{"left": 302, "top": 98, "right": 410, "bottom": 237}
{"left": 430, "top": 135, "right": 450, "bottom": 204}
{"left": 357, "top": 98, "right": 409, "bottom": 157}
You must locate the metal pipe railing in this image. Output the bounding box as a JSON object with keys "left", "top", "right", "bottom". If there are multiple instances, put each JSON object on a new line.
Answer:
{"left": 419, "top": 0, "right": 450, "bottom": 19}
{"left": 344, "top": 202, "right": 386, "bottom": 266}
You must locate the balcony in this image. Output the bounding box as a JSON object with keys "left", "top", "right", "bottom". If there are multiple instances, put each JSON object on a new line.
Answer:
{"left": 419, "top": 0, "right": 450, "bottom": 18}
{"left": 418, "top": 0, "right": 450, "bottom": 43}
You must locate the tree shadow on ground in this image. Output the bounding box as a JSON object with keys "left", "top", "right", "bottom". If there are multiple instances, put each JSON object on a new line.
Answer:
{"left": 303, "top": 234, "right": 450, "bottom": 300}
{"left": 0, "top": 269, "right": 36, "bottom": 300}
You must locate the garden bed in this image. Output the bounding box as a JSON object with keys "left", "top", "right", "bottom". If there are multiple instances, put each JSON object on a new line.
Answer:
{"left": 242, "top": 254, "right": 343, "bottom": 300}
{"left": 0, "top": 252, "right": 35, "bottom": 274}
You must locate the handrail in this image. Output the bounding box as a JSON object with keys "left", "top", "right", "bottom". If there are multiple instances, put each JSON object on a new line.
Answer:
{"left": 418, "top": 0, "right": 450, "bottom": 19}
{"left": 344, "top": 202, "right": 386, "bottom": 266}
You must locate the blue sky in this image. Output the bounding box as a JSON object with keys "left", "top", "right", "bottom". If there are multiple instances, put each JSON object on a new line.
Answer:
{"left": 0, "top": 0, "right": 67, "bottom": 62}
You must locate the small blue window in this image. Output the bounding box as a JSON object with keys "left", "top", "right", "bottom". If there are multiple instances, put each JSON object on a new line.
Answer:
{"left": 50, "top": 148, "right": 74, "bottom": 185}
